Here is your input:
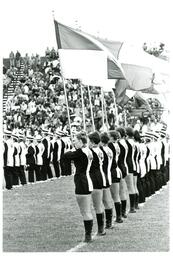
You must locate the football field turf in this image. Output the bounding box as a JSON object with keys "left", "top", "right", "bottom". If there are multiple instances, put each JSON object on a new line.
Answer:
{"left": 3, "top": 176, "right": 169, "bottom": 252}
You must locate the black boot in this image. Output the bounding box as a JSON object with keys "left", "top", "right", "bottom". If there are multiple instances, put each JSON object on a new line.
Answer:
{"left": 121, "top": 200, "right": 127, "bottom": 218}
{"left": 135, "top": 193, "right": 140, "bottom": 209}
{"left": 114, "top": 202, "right": 123, "bottom": 223}
{"left": 129, "top": 194, "right": 136, "bottom": 213}
{"left": 105, "top": 208, "right": 114, "bottom": 229}
{"left": 96, "top": 213, "right": 106, "bottom": 236}
{"left": 83, "top": 220, "right": 93, "bottom": 243}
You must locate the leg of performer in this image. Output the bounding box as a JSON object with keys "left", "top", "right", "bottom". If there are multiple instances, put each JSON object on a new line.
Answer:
{"left": 18, "top": 165, "right": 27, "bottom": 185}
{"left": 133, "top": 174, "right": 139, "bottom": 209}
{"left": 125, "top": 173, "right": 136, "bottom": 213}
{"left": 103, "top": 188, "right": 114, "bottom": 229}
{"left": 76, "top": 194, "right": 93, "bottom": 243}
{"left": 92, "top": 189, "right": 106, "bottom": 236}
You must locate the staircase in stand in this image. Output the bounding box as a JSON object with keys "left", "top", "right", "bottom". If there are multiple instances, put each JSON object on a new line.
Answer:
{"left": 3, "top": 60, "right": 25, "bottom": 112}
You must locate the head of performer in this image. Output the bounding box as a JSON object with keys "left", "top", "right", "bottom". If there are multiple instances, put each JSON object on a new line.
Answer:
{"left": 116, "top": 127, "right": 126, "bottom": 139}
{"left": 109, "top": 130, "right": 121, "bottom": 143}
{"left": 100, "top": 132, "right": 110, "bottom": 146}
{"left": 73, "top": 131, "right": 87, "bottom": 149}
{"left": 133, "top": 130, "right": 141, "bottom": 143}
{"left": 88, "top": 131, "right": 100, "bottom": 148}
{"left": 125, "top": 127, "right": 134, "bottom": 139}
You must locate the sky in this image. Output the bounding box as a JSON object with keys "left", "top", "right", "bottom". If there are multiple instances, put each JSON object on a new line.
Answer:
{"left": 1, "top": 0, "right": 171, "bottom": 57}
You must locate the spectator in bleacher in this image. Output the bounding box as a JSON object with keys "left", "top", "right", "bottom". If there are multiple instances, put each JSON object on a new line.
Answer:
{"left": 15, "top": 51, "right": 21, "bottom": 69}
{"left": 9, "top": 51, "right": 15, "bottom": 67}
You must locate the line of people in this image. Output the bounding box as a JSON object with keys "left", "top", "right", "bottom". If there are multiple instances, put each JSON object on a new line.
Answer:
{"left": 62, "top": 126, "right": 170, "bottom": 243}
{"left": 3, "top": 129, "right": 73, "bottom": 190}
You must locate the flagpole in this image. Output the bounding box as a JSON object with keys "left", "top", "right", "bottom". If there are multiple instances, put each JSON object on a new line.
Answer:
{"left": 80, "top": 81, "right": 86, "bottom": 131}
{"left": 101, "top": 87, "right": 105, "bottom": 130}
{"left": 87, "top": 85, "right": 95, "bottom": 131}
{"left": 102, "top": 89, "right": 109, "bottom": 131}
{"left": 61, "top": 78, "right": 73, "bottom": 139}
{"left": 124, "top": 109, "right": 127, "bottom": 127}
{"left": 52, "top": 12, "right": 72, "bottom": 140}
{"left": 112, "top": 89, "right": 119, "bottom": 127}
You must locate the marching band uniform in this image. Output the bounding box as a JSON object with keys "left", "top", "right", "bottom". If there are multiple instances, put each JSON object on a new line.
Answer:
{"left": 117, "top": 138, "right": 128, "bottom": 179}
{"left": 13, "top": 134, "right": 21, "bottom": 186}
{"left": 59, "top": 136, "right": 66, "bottom": 176}
{"left": 35, "top": 135, "right": 44, "bottom": 181}
{"left": 125, "top": 135, "right": 137, "bottom": 212}
{"left": 19, "top": 135, "right": 27, "bottom": 185}
{"left": 52, "top": 132, "right": 61, "bottom": 178}
{"left": 26, "top": 136, "right": 36, "bottom": 183}
{"left": 100, "top": 139, "right": 114, "bottom": 229}
{"left": 89, "top": 131, "right": 106, "bottom": 236}
{"left": 3, "top": 131, "right": 14, "bottom": 190}
{"left": 62, "top": 134, "right": 73, "bottom": 176}
{"left": 108, "top": 139, "right": 124, "bottom": 221}
{"left": 41, "top": 130, "right": 53, "bottom": 180}
{"left": 62, "top": 133, "right": 94, "bottom": 243}
{"left": 89, "top": 147, "right": 106, "bottom": 190}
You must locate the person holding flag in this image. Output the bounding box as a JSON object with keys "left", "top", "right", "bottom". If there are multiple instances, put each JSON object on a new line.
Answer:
{"left": 62, "top": 131, "right": 94, "bottom": 243}
{"left": 88, "top": 131, "right": 106, "bottom": 236}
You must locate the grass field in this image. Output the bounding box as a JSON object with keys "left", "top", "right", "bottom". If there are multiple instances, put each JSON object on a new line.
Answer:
{"left": 3, "top": 176, "right": 169, "bottom": 252}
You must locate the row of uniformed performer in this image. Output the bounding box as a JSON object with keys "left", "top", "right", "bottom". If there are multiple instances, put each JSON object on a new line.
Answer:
{"left": 62, "top": 126, "right": 170, "bottom": 243}
{"left": 133, "top": 129, "right": 170, "bottom": 205}
{"left": 3, "top": 128, "right": 73, "bottom": 190}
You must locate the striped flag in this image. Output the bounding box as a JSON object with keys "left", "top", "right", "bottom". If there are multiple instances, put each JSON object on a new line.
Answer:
{"left": 54, "top": 20, "right": 125, "bottom": 81}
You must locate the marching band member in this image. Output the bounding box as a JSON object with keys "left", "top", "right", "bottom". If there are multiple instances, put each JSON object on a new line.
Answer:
{"left": 62, "top": 131, "right": 94, "bottom": 243}
{"left": 61, "top": 132, "right": 72, "bottom": 176}
{"left": 26, "top": 135, "right": 36, "bottom": 184}
{"left": 35, "top": 134, "right": 44, "bottom": 182}
{"left": 3, "top": 130, "right": 14, "bottom": 190}
{"left": 108, "top": 130, "right": 124, "bottom": 222}
{"left": 52, "top": 131, "right": 62, "bottom": 178}
{"left": 100, "top": 132, "right": 114, "bottom": 229}
{"left": 133, "top": 130, "right": 142, "bottom": 207}
{"left": 18, "top": 132, "right": 27, "bottom": 185}
{"left": 12, "top": 133, "right": 20, "bottom": 187}
{"left": 88, "top": 131, "right": 106, "bottom": 236}
{"left": 41, "top": 129, "right": 53, "bottom": 181}
{"left": 59, "top": 132, "right": 66, "bottom": 176}
{"left": 116, "top": 127, "right": 130, "bottom": 216}
{"left": 125, "top": 127, "right": 138, "bottom": 213}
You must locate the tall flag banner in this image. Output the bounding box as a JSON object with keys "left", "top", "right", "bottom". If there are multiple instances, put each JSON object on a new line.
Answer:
{"left": 99, "top": 40, "right": 169, "bottom": 95}
{"left": 54, "top": 20, "right": 125, "bottom": 81}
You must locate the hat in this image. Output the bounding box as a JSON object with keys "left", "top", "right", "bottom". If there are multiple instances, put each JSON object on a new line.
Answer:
{"left": 18, "top": 131, "right": 25, "bottom": 139}
{"left": 71, "top": 122, "right": 80, "bottom": 127}
{"left": 35, "top": 134, "right": 42, "bottom": 141}
{"left": 42, "top": 128, "right": 49, "bottom": 134}
{"left": 3, "top": 130, "right": 12, "bottom": 136}
{"left": 55, "top": 131, "right": 62, "bottom": 137}
{"left": 12, "top": 132, "right": 19, "bottom": 139}
{"left": 48, "top": 132, "right": 54, "bottom": 137}
{"left": 26, "top": 135, "right": 34, "bottom": 141}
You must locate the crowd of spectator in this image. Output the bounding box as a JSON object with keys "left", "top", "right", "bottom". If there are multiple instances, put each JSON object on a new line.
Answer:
{"left": 3, "top": 48, "right": 164, "bottom": 137}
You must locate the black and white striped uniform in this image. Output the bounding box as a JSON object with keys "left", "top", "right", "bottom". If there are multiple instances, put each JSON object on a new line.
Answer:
{"left": 117, "top": 138, "right": 128, "bottom": 178}
{"left": 108, "top": 142, "right": 122, "bottom": 182}
{"left": 125, "top": 138, "right": 136, "bottom": 174}
{"left": 89, "top": 147, "right": 106, "bottom": 189}
{"left": 100, "top": 145, "right": 113, "bottom": 188}
{"left": 63, "top": 147, "right": 93, "bottom": 194}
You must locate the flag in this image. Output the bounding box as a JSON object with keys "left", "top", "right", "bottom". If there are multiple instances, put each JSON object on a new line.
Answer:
{"left": 133, "top": 92, "right": 152, "bottom": 111}
{"left": 54, "top": 20, "right": 125, "bottom": 81}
